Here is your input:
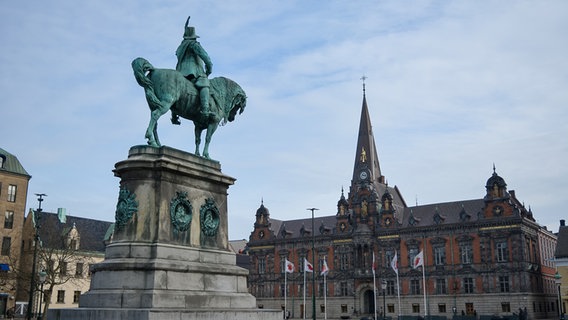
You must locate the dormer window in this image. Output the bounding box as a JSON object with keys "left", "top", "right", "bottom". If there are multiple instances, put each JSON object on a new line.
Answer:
{"left": 66, "top": 223, "right": 80, "bottom": 250}
{"left": 0, "top": 155, "right": 5, "bottom": 168}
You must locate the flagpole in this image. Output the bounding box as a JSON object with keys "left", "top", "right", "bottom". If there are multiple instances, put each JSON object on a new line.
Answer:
{"left": 373, "top": 252, "right": 377, "bottom": 320}
{"left": 285, "top": 268, "right": 288, "bottom": 319}
{"left": 324, "top": 273, "right": 327, "bottom": 320}
{"left": 373, "top": 272, "right": 377, "bottom": 320}
{"left": 396, "top": 272, "right": 401, "bottom": 319}
{"left": 422, "top": 262, "right": 427, "bottom": 318}
{"left": 303, "top": 265, "right": 307, "bottom": 320}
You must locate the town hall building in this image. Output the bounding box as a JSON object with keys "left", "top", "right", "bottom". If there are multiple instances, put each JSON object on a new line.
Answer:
{"left": 246, "top": 89, "right": 558, "bottom": 319}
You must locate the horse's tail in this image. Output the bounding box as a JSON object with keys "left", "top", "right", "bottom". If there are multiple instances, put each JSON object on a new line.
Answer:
{"left": 131, "top": 57, "right": 162, "bottom": 110}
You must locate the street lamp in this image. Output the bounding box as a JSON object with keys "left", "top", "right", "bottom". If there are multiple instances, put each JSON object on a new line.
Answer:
{"left": 556, "top": 272, "right": 563, "bottom": 319}
{"left": 26, "top": 194, "right": 46, "bottom": 320}
{"left": 37, "top": 270, "right": 47, "bottom": 320}
{"left": 381, "top": 279, "right": 387, "bottom": 320}
{"left": 307, "top": 208, "right": 318, "bottom": 320}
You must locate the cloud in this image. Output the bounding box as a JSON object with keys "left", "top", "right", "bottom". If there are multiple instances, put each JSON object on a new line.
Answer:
{"left": 1, "top": 0, "right": 567, "bottom": 239}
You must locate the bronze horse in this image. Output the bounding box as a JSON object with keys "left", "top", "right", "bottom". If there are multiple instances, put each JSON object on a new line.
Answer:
{"left": 132, "top": 57, "right": 246, "bottom": 159}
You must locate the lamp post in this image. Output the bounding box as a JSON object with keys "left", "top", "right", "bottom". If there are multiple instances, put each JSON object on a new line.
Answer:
{"left": 307, "top": 208, "right": 318, "bottom": 320}
{"left": 381, "top": 279, "right": 387, "bottom": 320}
{"left": 555, "top": 272, "right": 562, "bottom": 319}
{"left": 37, "top": 270, "right": 47, "bottom": 320}
{"left": 26, "top": 194, "right": 46, "bottom": 320}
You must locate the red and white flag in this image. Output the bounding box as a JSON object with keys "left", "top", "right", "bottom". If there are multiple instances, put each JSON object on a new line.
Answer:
{"left": 321, "top": 259, "right": 329, "bottom": 276}
{"left": 304, "top": 258, "right": 314, "bottom": 273}
{"left": 391, "top": 251, "right": 399, "bottom": 275}
{"left": 413, "top": 250, "right": 424, "bottom": 269}
{"left": 285, "top": 259, "right": 295, "bottom": 273}
{"left": 372, "top": 252, "right": 376, "bottom": 274}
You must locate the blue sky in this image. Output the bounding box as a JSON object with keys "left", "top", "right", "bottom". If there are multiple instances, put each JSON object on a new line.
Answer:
{"left": 1, "top": 1, "right": 567, "bottom": 240}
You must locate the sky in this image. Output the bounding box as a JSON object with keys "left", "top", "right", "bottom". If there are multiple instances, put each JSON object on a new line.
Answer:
{"left": 1, "top": 1, "right": 567, "bottom": 241}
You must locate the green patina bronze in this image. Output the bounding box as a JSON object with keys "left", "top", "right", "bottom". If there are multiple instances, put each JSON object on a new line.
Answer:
{"left": 115, "top": 188, "right": 138, "bottom": 230}
{"left": 132, "top": 17, "right": 246, "bottom": 159}
{"left": 200, "top": 198, "right": 220, "bottom": 237}
{"left": 170, "top": 191, "right": 193, "bottom": 233}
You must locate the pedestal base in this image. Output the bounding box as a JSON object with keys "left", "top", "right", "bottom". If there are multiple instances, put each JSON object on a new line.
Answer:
{"left": 47, "top": 146, "right": 280, "bottom": 319}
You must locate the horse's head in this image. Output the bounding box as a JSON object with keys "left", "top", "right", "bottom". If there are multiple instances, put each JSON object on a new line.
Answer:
{"left": 228, "top": 93, "right": 246, "bottom": 122}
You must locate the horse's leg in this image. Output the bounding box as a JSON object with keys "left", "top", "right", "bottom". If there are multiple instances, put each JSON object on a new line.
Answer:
{"left": 145, "top": 96, "right": 174, "bottom": 147}
{"left": 153, "top": 122, "right": 161, "bottom": 146}
{"left": 194, "top": 125, "right": 203, "bottom": 156}
{"left": 202, "top": 123, "right": 219, "bottom": 159}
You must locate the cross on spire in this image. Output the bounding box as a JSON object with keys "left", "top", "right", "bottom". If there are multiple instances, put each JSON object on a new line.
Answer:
{"left": 360, "top": 75, "right": 367, "bottom": 94}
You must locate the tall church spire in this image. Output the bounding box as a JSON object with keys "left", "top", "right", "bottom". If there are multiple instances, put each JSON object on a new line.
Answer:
{"left": 352, "top": 79, "right": 384, "bottom": 185}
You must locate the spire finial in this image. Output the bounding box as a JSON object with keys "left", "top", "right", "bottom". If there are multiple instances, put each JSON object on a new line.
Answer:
{"left": 493, "top": 163, "right": 496, "bottom": 174}
{"left": 360, "top": 75, "right": 367, "bottom": 95}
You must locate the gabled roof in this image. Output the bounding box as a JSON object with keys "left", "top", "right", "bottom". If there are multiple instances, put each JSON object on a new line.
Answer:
{"left": 0, "top": 147, "right": 31, "bottom": 177}
{"left": 400, "top": 199, "right": 485, "bottom": 228}
{"left": 32, "top": 211, "right": 113, "bottom": 253}
{"left": 270, "top": 215, "right": 337, "bottom": 240}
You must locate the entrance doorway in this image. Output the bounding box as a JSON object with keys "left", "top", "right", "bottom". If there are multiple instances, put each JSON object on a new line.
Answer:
{"left": 363, "top": 289, "right": 375, "bottom": 315}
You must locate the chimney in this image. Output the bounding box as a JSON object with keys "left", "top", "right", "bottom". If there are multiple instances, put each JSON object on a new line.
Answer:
{"left": 561, "top": 219, "right": 566, "bottom": 227}
{"left": 509, "top": 190, "right": 515, "bottom": 198}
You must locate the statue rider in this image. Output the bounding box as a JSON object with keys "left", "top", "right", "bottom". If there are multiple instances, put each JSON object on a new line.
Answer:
{"left": 171, "top": 17, "right": 213, "bottom": 125}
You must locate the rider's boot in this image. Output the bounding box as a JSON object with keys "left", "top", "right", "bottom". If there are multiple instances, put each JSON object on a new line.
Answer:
{"left": 200, "top": 87, "right": 212, "bottom": 117}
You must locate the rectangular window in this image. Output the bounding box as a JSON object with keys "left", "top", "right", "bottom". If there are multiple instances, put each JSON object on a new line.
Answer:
{"left": 57, "top": 290, "right": 65, "bottom": 303}
{"left": 496, "top": 241, "right": 509, "bottom": 262}
{"left": 280, "top": 283, "right": 285, "bottom": 297}
{"left": 412, "top": 304, "right": 420, "bottom": 313}
{"left": 501, "top": 302, "right": 511, "bottom": 312}
{"left": 408, "top": 248, "right": 419, "bottom": 267}
{"left": 75, "top": 263, "right": 84, "bottom": 277}
{"left": 7, "top": 185, "right": 17, "bottom": 202}
{"left": 340, "top": 282, "right": 349, "bottom": 296}
{"left": 464, "top": 277, "right": 474, "bottom": 294}
{"left": 465, "top": 303, "right": 474, "bottom": 315}
{"left": 47, "top": 260, "right": 55, "bottom": 273}
{"left": 434, "top": 247, "right": 446, "bottom": 265}
{"left": 320, "top": 304, "right": 325, "bottom": 313}
{"left": 499, "top": 276, "right": 510, "bottom": 292}
{"left": 4, "top": 211, "right": 14, "bottom": 229}
{"left": 341, "top": 304, "right": 348, "bottom": 313}
{"left": 438, "top": 304, "right": 447, "bottom": 313}
{"left": 387, "top": 304, "right": 395, "bottom": 313}
{"left": 340, "top": 253, "right": 349, "bottom": 270}
{"left": 73, "top": 291, "right": 81, "bottom": 303}
{"left": 257, "top": 284, "right": 264, "bottom": 298}
{"left": 1, "top": 237, "right": 11, "bottom": 256}
{"left": 60, "top": 261, "right": 68, "bottom": 276}
{"left": 385, "top": 250, "right": 394, "bottom": 268}
{"left": 258, "top": 257, "right": 265, "bottom": 274}
{"left": 386, "top": 280, "right": 396, "bottom": 295}
{"left": 411, "top": 279, "right": 421, "bottom": 295}
{"left": 436, "top": 278, "right": 447, "bottom": 294}
{"left": 460, "top": 244, "right": 473, "bottom": 264}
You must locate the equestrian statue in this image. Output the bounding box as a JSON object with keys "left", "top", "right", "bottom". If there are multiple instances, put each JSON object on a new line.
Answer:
{"left": 132, "top": 17, "right": 246, "bottom": 159}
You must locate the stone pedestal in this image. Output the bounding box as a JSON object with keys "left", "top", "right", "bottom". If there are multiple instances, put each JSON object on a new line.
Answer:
{"left": 49, "top": 146, "right": 281, "bottom": 320}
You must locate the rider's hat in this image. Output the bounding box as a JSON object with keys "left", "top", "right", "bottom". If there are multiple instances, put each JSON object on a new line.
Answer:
{"left": 183, "top": 16, "right": 199, "bottom": 40}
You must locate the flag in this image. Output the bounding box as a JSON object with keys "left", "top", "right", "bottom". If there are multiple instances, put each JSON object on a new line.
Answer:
{"left": 321, "top": 259, "right": 329, "bottom": 276}
{"left": 285, "top": 259, "right": 295, "bottom": 273}
{"left": 304, "top": 258, "right": 314, "bottom": 273}
{"left": 372, "top": 252, "right": 376, "bottom": 273}
{"left": 413, "top": 250, "right": 424, "bottom": 269}
{"left": 391, "top": 251, "right": 398, "bottom": 275}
